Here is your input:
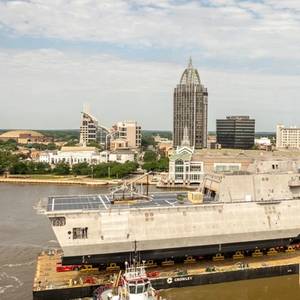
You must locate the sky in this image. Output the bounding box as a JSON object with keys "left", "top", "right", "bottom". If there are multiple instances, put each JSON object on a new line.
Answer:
{"left": 0, "top": 0, "right": 300, "bottom": 131}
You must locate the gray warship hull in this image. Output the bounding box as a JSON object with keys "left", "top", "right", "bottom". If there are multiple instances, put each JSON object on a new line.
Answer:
{"left": 42, "top": 173, "right": 300, "bottom": 265}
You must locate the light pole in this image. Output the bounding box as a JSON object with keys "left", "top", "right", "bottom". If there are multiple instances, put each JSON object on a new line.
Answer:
{"left": 91, "top": 165, "right": 94, "bottom": 179}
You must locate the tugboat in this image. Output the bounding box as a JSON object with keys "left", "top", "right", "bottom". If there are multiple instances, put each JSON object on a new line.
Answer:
{"left": 98, "top": 261, "right": 161, "bottom": 300}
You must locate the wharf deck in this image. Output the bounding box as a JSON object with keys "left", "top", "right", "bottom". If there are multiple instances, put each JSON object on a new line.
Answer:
{"left": 33, "top": 248, "right": 300, "bottom": 300}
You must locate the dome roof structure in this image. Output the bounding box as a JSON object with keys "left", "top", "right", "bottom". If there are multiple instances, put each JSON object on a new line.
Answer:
{"left": 180, "top": 57, "right": 201, "bottom": 85}
{"left": 0, "top": 130, "right": 44, "bottom": 138}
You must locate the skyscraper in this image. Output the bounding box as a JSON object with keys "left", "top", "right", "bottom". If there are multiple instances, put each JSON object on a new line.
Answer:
{"left": 79, "top": 110, "right": 99, "bottom": 146}
{"left": 173, "top": 58, "right": 208, "bottom": 149}
{"left": 79, "top": 108, "right": 109, "bottom": 147}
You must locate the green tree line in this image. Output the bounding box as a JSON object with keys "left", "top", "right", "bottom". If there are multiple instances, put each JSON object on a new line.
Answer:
{"left": 142, "top": 150, "right": 169, "bottom": 172}
{"left": 0, "top": 150, "right": 138, "bottom": 178}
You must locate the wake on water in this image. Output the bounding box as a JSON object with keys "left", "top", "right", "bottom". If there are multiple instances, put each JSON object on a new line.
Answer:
{"left": 0, "top": 239, "right": 59, "bottom": 297}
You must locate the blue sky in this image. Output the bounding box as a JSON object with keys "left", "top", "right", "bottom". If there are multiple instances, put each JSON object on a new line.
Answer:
{"left": 0, "top": 0, "right": 300, "bottom": 131}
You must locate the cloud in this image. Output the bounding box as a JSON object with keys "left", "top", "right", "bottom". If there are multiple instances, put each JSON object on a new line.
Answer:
{"left": 1, "top": 0, "right": 300, "bottom": 65}
{"left": 0, "top": 48, "right": 299, "bottom": 131}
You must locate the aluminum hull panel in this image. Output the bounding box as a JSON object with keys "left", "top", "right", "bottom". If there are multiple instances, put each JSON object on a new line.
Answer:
{"left": 62, "top": 237, "right": 293, "bottom": 265}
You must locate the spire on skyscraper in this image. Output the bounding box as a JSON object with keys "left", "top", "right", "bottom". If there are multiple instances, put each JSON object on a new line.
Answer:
{"left": 188, "top": 56, "right": 193, "bottom": 69}
{"left": 180, "top": 57, "right": 201, "bottom": 85}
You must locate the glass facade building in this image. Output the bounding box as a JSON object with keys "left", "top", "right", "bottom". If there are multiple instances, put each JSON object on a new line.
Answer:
{"left": 216, "top": 116, "right": 255, "bottom": 149}
{"left": 173, "top": 58, "right": 208, "bottom": 149}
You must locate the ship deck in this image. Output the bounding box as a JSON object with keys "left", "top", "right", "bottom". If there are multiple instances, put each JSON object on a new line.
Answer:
{"left": 46, "top": 192, "right": 191, "bottom": 212}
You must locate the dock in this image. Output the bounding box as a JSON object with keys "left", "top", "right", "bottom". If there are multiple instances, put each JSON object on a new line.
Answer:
{"left": 33, "top": 248, "right": 300, "bottom": 300}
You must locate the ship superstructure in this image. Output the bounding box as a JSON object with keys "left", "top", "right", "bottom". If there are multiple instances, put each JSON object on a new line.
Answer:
{"left": 41, "top": 173, "right": 300, "bottom": 265}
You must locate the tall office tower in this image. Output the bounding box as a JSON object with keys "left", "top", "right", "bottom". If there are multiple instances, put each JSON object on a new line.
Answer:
{"left": 173, "top": 58, "right": 208, "bottom": 149}
{"left": 79, "top": 110, "right": 99, "bottom": 146}
{"left": 216, "top": 116, "right": 255, "bottom": 149}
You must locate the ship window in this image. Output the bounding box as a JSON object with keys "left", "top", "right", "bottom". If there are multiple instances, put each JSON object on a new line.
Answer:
{"left": 49, "top": 217, "right": 66, "bottom": 226}
{"left": 129, "top": 285, "right": 136, "bottom": 294}
{"left": 136, "top": 284, "right": 144, "bottom": 294}
{"left": 73, "top": 227, "right": 88, "bottom": 239}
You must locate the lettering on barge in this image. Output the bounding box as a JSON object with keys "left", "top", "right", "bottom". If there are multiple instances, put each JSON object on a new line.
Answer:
{"left": 167, "top": 276, "right": 193, "bottom": 284}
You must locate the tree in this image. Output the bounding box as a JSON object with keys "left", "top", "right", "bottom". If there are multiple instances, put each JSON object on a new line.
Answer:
{"left": 157, "top": 157, "right": 169, "bottom": 172}
{"left": 46, "top": 143, "right": 58, "bottom": 150}
{"left": 53, "top": 162, "right": 70, "bottom": 175}
{"left": 72, "top": 162, "right": 91, "bottom": 176}
{"left": 143, "top": 150, "right": 157, "bottom": 162}
{"left": 87, "top": 141, "right": 102, "bottom": 150}
{"left": 93, "top": 163, "right": 109, "bottom": 178}
{"left": 64, "top": 140, "right": 78, "bottom": 147}
{"left": 27, "top": 161, "right": 51, "bottom": 174}
{"left": 0, "top": 139, "right": 18, "bottom": 151}
{"left": 143, "top": 161, "right": 158, "bottom": 172}
{"left": 141, "top": 135, "right": 156, "bottom": 149}
{"left": 0, "top": 151, "right": 19, "bottom": 174}
{"left": 9, "top": 161, "right": 28, "bottom": 174}
{"left": 93, "top": 161, "right": 138, "bottom": 179}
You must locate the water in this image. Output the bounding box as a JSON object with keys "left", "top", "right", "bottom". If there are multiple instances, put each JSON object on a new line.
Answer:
{"left": 0, "top": 183, "right": 299, "bottom": 300}
{"left": 161, "top": 275, "right": 300, "bottom": 300}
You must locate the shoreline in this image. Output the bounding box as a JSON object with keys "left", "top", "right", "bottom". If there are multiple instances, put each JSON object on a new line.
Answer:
{"left": 0, "top": 176, "right": 123, "bottom": 186}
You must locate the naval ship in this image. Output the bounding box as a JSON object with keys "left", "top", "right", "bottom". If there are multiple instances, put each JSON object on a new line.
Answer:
{"left": 40, "top": 172, "right": 300, "bottom": 265}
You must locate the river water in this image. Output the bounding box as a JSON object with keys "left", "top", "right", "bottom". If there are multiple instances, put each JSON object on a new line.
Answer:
{"left": 0, "top": 183, "right": 299, "bottom": 300}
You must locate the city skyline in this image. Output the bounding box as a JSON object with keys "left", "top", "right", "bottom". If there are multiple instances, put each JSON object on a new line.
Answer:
{"left": 1, "top": 1, "right": 300, "bottom": 131}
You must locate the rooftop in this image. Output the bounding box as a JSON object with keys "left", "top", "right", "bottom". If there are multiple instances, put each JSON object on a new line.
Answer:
{"left": 60, "top": 146, "right": 98, "bottom": 152}
{"left": 190, "top": 149, "right": 300, "bottom": 160}
{"left": 0, "top": 130, "right": 44, "bottom": 138}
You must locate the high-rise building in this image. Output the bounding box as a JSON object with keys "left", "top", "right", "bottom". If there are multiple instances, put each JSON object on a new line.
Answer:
{"left": 112, "top": 121, "right": 141, "bottom": 149}
{"left": 216, "top": 116, "right": 255, "bottom": 149}
{"left": 276, "top": 124, "right": 300, "bottom": 149}
{"left": 79, "top": 107, "right": 109, "bottom": 147}
{"left": 173, "top": 58, "right": 208, "bottom": 149}
{"left": 79, "top": 111, "right": 99, "bottom": 146}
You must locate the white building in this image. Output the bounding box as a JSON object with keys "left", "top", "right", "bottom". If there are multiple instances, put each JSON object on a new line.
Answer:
{"left": 39, "top": 147, "right": 107, "bottom": 165}
{"left": 112, "top": 121, "right": 141, "bottom": 149}
{"left": 168, "top": 128, "right": 204, "bottom": 184}
{"left": 109, "top": 150, "right": 135, "bottom": 164}
{"left": 276, "top": 124, "right": 300, "bottom": 149}
{"left": 255, "top": 137, "right": 271, "bottom": 146}
{"left": 39, "top": 147, "right": 135, "bottom": 165}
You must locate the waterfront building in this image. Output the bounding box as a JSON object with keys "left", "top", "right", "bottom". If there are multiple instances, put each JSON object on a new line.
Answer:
{"left": 111, "top": 121, "right": 141, "bottom": 149}
{"left": 276, "top": 124, "right": 300, "bottom": 149}
{"left": 109, "top": 149, "right": 135, "bottom": 164}
{"left": 39, "top": 146, "right": 106, "bottom": 165}
{"left": 173, "top": 58, "right": 208, "bottom": 149}
{"left": 168, "top": 128, "right": 204, "bottom": 184}
{"left": 0, "top": 130, "right": 51, "bottom": 144}
{"left": 39, "top": 146, "right": 135, "bottom": 165}
{"left": 216, "top": 116, "right": 255, "bottom": 149}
